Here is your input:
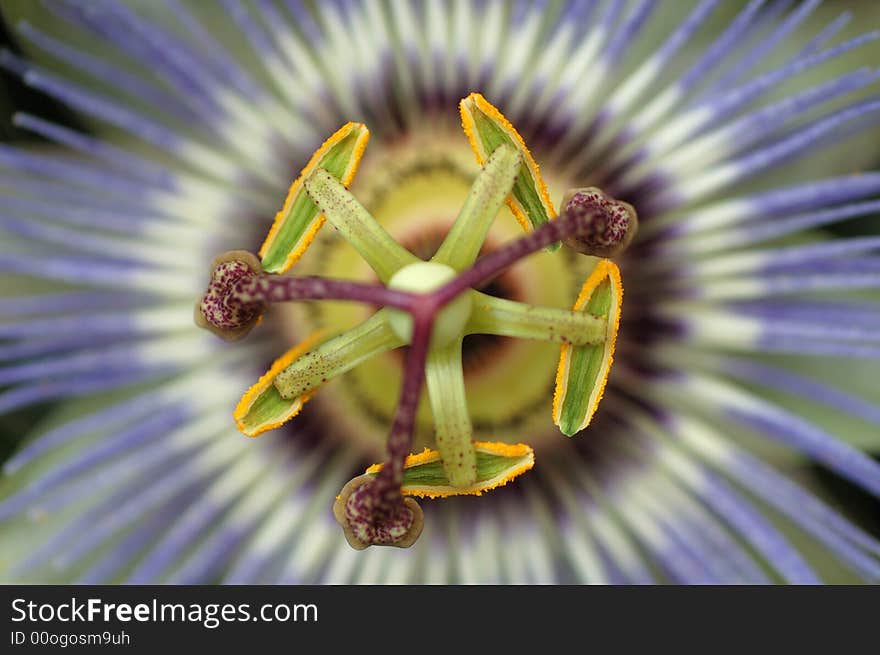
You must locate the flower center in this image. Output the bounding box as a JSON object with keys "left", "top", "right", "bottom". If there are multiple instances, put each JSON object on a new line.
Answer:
{"left": 194, "top": 96, "right": 637, "bottom": 550}
{"left": 274, "top": 134, "right": 583, "bottom": 457}
{"left": 394, "top": 226, "right": 521, "bottom": 373}
{"left": 387, "top": 262, "right": 472, "bottom": 347}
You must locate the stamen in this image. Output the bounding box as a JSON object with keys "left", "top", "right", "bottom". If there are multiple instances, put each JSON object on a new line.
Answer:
{"left": 425, "top": 338, "right": 477, "bottom": 487}
{"left": 466, "top": 292, "right": 607, "bottom": 345}
{"left": 194, "top": 105, "right": 637, "bottom": 550}
{"left": 273, "top": 310, "right": 403, "bottom": 400}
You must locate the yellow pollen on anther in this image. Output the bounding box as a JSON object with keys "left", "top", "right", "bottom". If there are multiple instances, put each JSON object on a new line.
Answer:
{"left": 234, "top": 331, "right": 325, "bottom": 437}
{"left": 259, "top": 122, "right": 370, "bottom": 273}
{"left": 459, "top": 92, "right": 556, "bottom": 233}
{"left": 552, "top": 259, "right": 623, "bottom": 432}
{"left": 365, "top": 441, "right": 535, "bottom": 498}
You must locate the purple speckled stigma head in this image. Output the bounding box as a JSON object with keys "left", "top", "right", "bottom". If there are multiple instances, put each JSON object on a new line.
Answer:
{"left": 194, "top": 250, "right": 265, "bottom": 341}
{"left": 562, "top": 187, "right": 638, "bottom": 258}
{"left": 333, "top": 474, "right": 424, "bottom": 550}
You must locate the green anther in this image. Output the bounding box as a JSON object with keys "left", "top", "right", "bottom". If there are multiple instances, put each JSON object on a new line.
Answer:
{"left": 243, "top": 386, "right": 289, "bottom": 430}
{"left": 304, "top": 169, "right": 419, "bottom": 283}
{"left": 551, "top": 258, "right": 623, "bottom": 438}
{"left": 460, "top": 93, "right": 559, "bottom": 251}
{"left": 274, "top": 310, "right": 403, "bottom": 400}
{"left": 558, "top": 279, "right": 613, "bottom": 436}
{"left": 432, "top": 144, "right": 521, "bottom": 271}
{"left": 425, "top": 338, "right": 477, "bottom": 487}
{"left": 364, "top": 442, "right": 534, "bottom": 498}
{"left": 259, "top": 122, "right": 369, "bottom": 274}
{"left": 471, "top": 112, "right": 553, "bottom": 236}
{"left": 466, "top": 291, "right": 607, "bottom": 345}
{"left": 386, "top": 262, "right": 472, "bottom": 347}
{"left": 397, "top": 451, "right": 517, "bottom": 487}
